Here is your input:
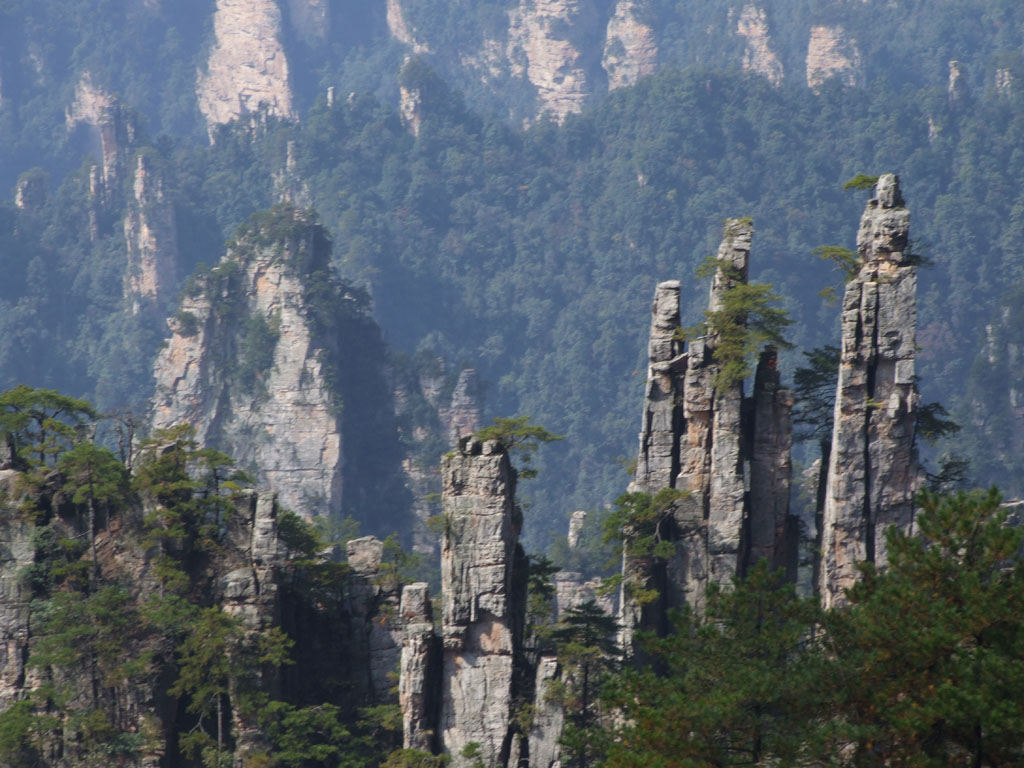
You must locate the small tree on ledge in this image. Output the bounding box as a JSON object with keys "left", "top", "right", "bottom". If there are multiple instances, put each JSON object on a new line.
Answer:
{"left": 471, "top": 416, "right": 564, "bottom": 479}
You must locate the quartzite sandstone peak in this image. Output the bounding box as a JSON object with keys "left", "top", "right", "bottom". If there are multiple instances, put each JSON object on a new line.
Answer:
{"left": 620, "top": 219, "right": 795, "bottom": 647}
{"left": 152, "top": 208, "right": 347, "bottom": 521}
{"left": 819, "top": 173, "right": 922, "bottom": 609}
{"left": 438, "top": 436, "right": 525, "bottom": 767}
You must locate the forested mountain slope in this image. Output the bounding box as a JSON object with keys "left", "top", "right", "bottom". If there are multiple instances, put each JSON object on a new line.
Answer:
{"left": 1, "top": 2, "right": 1023, "bottom": 542}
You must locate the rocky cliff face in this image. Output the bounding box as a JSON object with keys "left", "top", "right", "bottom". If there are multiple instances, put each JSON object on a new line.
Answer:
{"left": 399, "top": 437, "right": 530, "bottom": 766}
{"left": 123, "top": 153, "right": 179, "bottom": 313}
{"left": 819, "top": 174, "right": 922, "bottom": 609}
{"left": 66, "top": 74, "right": 137, "bottom": 200}
{"left": 197, "top": 0, "right": 295, "bottom": 137}
{"left": 736, "top": 5, "right": 784, "bottom": 86}
{"left": 507, "top": 0, "right": 604, "bottom": 123}
{"left": 619, "top": 220, "right": 796, "bottom": 644}
{"left": 603, "top": 0, "right": 658, "bottom": 91}
{"left": 152, "top": 209, "right": 345, "bottom": 520}
{"left": 806, "top": 25, "right": 862, "bottom": 91}
{"left": 438, "top": 437, "right": 524, "bottom": 766}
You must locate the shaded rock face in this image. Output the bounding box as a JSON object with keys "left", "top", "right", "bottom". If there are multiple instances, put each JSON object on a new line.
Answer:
{"left": 66, "top": 74, "right": 137, "bottom": 199}
{"left": 437, "top": 437, "right": 524, "bottom": 767}
{"left": 603, "top": 0, "right": 658, "bottom": 90}
{"left": 152, "top": 212, "right": 344, "bottom": 520}
{"left": 443, "top": 367, "right": 484, "bottom": 443}
{"left": 399, "top": 582, "right": 439, "bottom": 752}
{"left": 806, "top": 25, "right": 862, "bottom": 91}
{"left": 620, "top": 221, "right": 795, "bottom": 645}
{"left": 527, "top": 655, "right": 563, "bottom": 768}
{"left": 819, "top": 174, "right": 922, "bottom": 609}
{"left": 507, "top": 0, "right": 605, "bottom": 123}
{"left": 197, "top": 0, "right": 294, "bottom": 136}
{"left": 0, "top": 473, "right": 35, "bottom": 710}
{"left": 736, "top": 5, "right": 783, "bottom": 85}
{"left": 123, "top": 153, "right": 179, "bottom": 313}
{"left": 285, "top": 0, "right": 329, "bottom": 46}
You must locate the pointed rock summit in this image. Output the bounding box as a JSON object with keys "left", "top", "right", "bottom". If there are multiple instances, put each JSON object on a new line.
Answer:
{"left": 819, "top": 174, "right": 923, "bottom": 608}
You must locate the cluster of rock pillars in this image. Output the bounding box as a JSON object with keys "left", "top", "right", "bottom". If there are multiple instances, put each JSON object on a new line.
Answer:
{"left": 394, "top": 174, "right": 922, "bottom": 767}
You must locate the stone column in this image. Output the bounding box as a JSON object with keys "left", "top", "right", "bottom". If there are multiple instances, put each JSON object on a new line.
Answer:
{"left": 819, "top": 174, "right": 922, "bottom": 608}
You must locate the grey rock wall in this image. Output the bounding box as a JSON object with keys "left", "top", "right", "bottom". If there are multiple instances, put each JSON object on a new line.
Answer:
{"left": 819, "top": 174, "right": 922, "bottom": 609}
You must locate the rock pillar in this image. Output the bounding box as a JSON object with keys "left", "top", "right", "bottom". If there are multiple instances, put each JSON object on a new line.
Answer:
{"left": 399, "top": 582, "right": 439, "bottom": 752}
{"left": 819, "top": 174, "right": 922, "bottom": 609}
{"left": 438, "top": 437, "right": 523, "bottom": 767}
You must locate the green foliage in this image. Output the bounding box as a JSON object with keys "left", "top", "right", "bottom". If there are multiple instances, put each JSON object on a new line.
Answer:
{"left": 526, "top": 554, "right": 560, "bottom": 638}
{"left": 814, "top": 244, "right": 860, "bottom": 283}
{"left": 549, "top": 601, "right": 621, "bottom": 768}
{"left": 382, "top": 749, "right": 450, "bottom": 768}
{"left": 843, "top": 173, "right": 881, "bottom": 191}
{"left": 472, "top": 416, "right": 565, "bottom": 480}
{"left": 602, "top": 488, "right": 686, "bottom": 603}
{"left": 791, "top": 345, "right": 841, "bottom": 445}
{"left": 602, "top": 562, "right": 827, "bottom": 768}
{"left": 916, "top": 400, "right": 961, "bottom": 445}
{"left": 237, "top": 310, "right": 281, "bottom": 395}
{"left": 257, "top": 702, "right": 352, "bottom": 768}
{"left": 835, "top": 488, "right": 1024, "bottom": 765}
{"left": 0, "top": 385, "right": 97, "bottom": 467}
{"left": 682, "top": 262, "right": 793, "bottom": 392}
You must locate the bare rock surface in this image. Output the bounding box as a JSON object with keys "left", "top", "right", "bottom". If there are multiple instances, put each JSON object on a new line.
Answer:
{"left": 151, "top": 210, "right": 344, "bottom": 520}
{"left": 603, "top": 0, "right": 657, "bottom": 90}
{"left": 806, "top": 25, "right": 862, "bottom": 91}
{"left": 438, "top": 437, "right": 522, "bottom": 766}
{"left": 197, "top": 0, "right": 294, "bottom": 135}
{"left": 736, "top": 5, "right": 784, "bottom": 85}
{"left": 819, "top": 174, "right": 922, "bottom": 608}
{"left": 124, "top": 153, "right": 179, "bottom": 312}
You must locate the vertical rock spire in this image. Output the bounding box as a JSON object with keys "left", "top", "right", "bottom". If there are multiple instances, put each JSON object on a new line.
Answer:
{"left": 437, "top": 437, "right": 524, "bottom": 767}
{"left": 819, "top": 173, "right": 922, "bottom": 609}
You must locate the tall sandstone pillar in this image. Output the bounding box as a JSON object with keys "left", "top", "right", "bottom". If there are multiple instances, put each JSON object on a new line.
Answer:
{"left": 620, "top": 220, "right": 793, "bottom": 649}
{"left": 819, "top": 174, "right": 922, "bottom": 609}
{"left": 438, "top": 437, "right": 524, "bottom": 767}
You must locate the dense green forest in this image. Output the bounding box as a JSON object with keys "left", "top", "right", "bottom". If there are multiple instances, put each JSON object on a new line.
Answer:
{"left": 0, "top": 388, "right": 1021, "bottom": 767}
{"left": 4, "top": 62, "right": 1024, "bottom": 544}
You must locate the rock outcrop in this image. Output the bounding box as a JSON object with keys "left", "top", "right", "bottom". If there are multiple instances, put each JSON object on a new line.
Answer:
{"left": 736, "top": 5, "right": 784, "bottom": 86}
{"left": 151, "top": 208, "right": 345, "bottom": 520}
{"left": 123, "top": 153, "right": 179, "bottom": 313}
{"left": 620, "top": 220, "right": 795, "bottom": 645}
{"left": 818, "top": 174, "right": 922, "bottom": 609}
{"left": 197, "top": 0, "right": 294, "bottom": 137}
{"left": 0, "top": 472, "right": 35, "bottom": 710}
{"left": 602, "top": 0, "right": 658, "bottom": 91}
{"left": 442, "top": 368, "right": 484, "bottom": 444}
{"left": 507, "top": 0, "right": 603, "bottom": 122}
{"left": 399, "top": 437, "right": 529, "bottom": 764}
{"left": 806, "top": 25, "right": 862, "bottom": 91}
{"left": 66, "top": 74, "right": 137, "bottom": 199}
{"left": 399, "top": 582, "right": 439, "bottom": 752}
{"left": 948, "top": 60, "right": 968, "bottom": 105}
{"left": 438, "top": 437, "right": 525, "bottom": 766}
{"left": 285, "top": 0, "right": 329, "bottom": 46}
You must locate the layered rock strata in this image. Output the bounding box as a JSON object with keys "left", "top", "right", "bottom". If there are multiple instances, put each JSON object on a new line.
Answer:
{"left": 197, "top": 0, "right": 294, "bottom": 136}
{"left": 438, "top": 437, "right": 524, "bottom": 766}
{"left": 151, "top": 209, "right": 343, "bottom": 520}
{"left": 819, "top": 174, "right": 922, "bottom": 609}
{"left": 399, "top": 437, "right": 527, "bottom": 764}
{"left": 620, "top": 220, "right": 795, "bottom": 646}
{"left": 123, "top": 153, "right": 179, "bottom": 313}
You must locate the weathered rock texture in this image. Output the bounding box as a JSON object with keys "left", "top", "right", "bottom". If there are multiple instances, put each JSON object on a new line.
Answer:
{"left": 736, "top": 5, "right": 784, "bottom": 86}
{"left": 806, "top": 25, "right": 862, "bottom": 91}
{"left": 442, "top": 368, "right": 484, "bottom": 444}
{"left": 0, "top": 472, "right": 35, "bottom": 710}
{"left": 948, "top": 60, "right": 968, "bottom": 105}
{"left": 602, "top": 0, "right": 658, "bottom": 90}
{"left": 819, "top": 174, "right": 922, "bottom": 609}
{"left": 123, "top": 153, "right": 179, "bottom": 312}
{"left": 399, "top": 582, "right": 439, "bottom": 752}
{"left": 285, "top": 0, "right": 329, "bottom": 45}
{"left": 437, "top": 437, "right": 525, "bottom": 766}
{"left": 197, "top": 0, "right": 294, "bottom": 136}
{"left": 66, "top": 74, "right": 137, "bottom": 198}
{"left": 151, "top": 208, "right": 359, "bottom": 521}
{"left": 620, "top": 220, "right": 795, "bottom": 645}
{"left": 507, "top": 0, "right": 603, "bottom": 122}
